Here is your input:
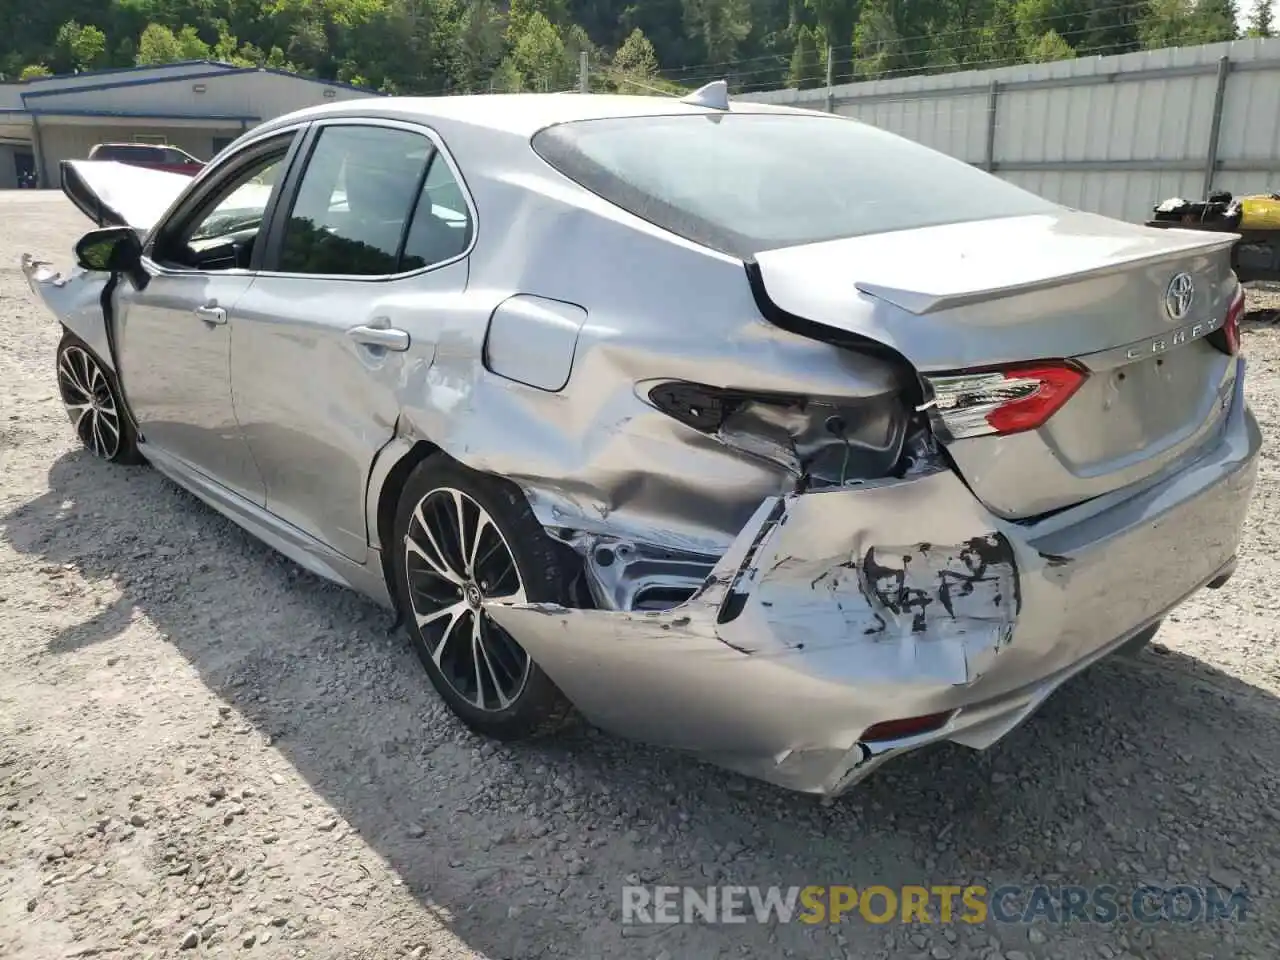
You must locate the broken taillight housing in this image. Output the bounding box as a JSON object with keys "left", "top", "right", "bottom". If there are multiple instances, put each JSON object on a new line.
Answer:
{"left": 861, "top": 710, "right": 955, "bottom": 743}
{"left": 1208, "top": 284, "right": 1245, "bottom": 356}
{"left": 924, "top": 361, "right": 1088, "bottom": 441}
{"left": 647, "top": 381, "right": 908, "bottom": 484}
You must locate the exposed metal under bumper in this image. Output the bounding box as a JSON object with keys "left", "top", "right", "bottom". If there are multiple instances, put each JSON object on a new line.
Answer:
{"left": 487, "top": 359, "right": 1260, "bottom": 796}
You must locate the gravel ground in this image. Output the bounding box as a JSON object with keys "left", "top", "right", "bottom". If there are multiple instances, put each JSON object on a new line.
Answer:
{"left": 3, "top": 193, "right": 1280, "bottom": 960}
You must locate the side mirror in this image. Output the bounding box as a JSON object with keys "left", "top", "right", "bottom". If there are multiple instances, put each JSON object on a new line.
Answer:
{"left": 74, "top": 226, "right": 148, "bottom": 289}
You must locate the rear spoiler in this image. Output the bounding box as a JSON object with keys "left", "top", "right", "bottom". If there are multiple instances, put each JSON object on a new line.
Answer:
{"left": 59, "top": 159, "right": 191, "bottom": 232}
{"left": 853, "top": 233, "right": 1239, "bottom": 315}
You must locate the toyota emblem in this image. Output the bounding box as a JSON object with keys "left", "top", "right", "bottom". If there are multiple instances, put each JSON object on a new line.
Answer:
{"left": 1165, "top": 272, "right": 1195, "bottom": 321}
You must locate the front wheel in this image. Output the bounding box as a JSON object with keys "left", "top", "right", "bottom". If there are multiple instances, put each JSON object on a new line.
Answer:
{"left": 391, "top": 454, "right": 576, "bottom": 740}
{"left": 56, "top": 333, "right": 143, "bottom": 465}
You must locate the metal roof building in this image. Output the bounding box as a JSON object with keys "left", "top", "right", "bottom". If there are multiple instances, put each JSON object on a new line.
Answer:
{"left": 0, "top": 60, "right": 376, "bottom": 189}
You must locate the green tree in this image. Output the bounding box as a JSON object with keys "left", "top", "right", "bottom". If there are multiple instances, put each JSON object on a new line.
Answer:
{"left": 1078, "top": 0, "right": 1140, "bottom": 56}
{"left": 853, "top": 0, "right": 927, "bottom": 79}
{"left": 20, "top": 63, "right": 52, "bottom": 79}
{"left": 489, "top": 55, "right": 525, "bottom": 90}
{"left": 1026, "top": 27, "right": 1074, "bottom": 60}
{"left": 804, "top": 0, "right": 857, "bottom": 82}
{"left": 456, "top": 0, "right": 506, "bottom": 89}
{"left": 135, "top": 24, "right": 183, "bottom": 64}
{"left": 979, "top": 0, "right": 1025, "bottom": 68}
{"left": 614, "top": 26, "right": 658, "bottom": 77}
{"left": 509, "top": 10, "right": 573, "bottom": 90}
{"left": 54, "top": 21, "right": 107, "bottom": 72}
{"left": 682, "top": 0, "right": 753, "bottom": 66}
{"left": 1247, "top": 0, "right": 1274, "bottom": 35}
{"left": 1012, "top": 0, "right": 1086, "bottom": 55}
{"left": 1193, "top": 0, "right": 1240, "bottom": 41}
{"left": 787, "top": 24, "right": 822, "bottom": 87}
{"left": 176, "top": 25, "right": 211, "bottom": 59}
{"left": 285, "top": 19, "right": 328, "bottom": 67}
{"left": 1139, "top": 0, "right": 1199, "bottom": 47}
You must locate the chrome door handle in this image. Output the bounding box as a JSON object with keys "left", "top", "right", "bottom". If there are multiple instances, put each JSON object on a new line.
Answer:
{"left": 347, "top": 324, "right": 410, "bottom": 351}
{"left": 194, "top": 304, "right": 227, "bottom": 325}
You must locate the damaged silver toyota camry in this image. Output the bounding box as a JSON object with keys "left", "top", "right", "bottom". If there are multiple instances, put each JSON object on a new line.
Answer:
{"left": 22, "top": 82, "right": 1261, "bottom": 796}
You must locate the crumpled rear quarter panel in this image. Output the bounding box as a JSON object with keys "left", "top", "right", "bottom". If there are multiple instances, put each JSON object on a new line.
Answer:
{"left": 484, "top": 467, "right": 1021, "bottom": 766}
{"left": 485, "top": 367, "right": 1258, "bottom": 795}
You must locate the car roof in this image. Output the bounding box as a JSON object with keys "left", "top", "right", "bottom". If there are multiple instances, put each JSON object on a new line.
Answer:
{"left": 251, "top": 92, "right": 821, "bottom": 140}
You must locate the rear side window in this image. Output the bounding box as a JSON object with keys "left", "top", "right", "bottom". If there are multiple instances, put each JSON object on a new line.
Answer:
{"left": 531, "top": 113, "right": 1057, "bottom": 259}
{"left": 401, "top": 150, "right": 473, "bottom": 271}
{"left": 277, "top": 124, "right": 472, "bottom": 276}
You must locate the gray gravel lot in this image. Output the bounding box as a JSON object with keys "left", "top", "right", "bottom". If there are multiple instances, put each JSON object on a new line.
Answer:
{"left": 3, "top": 192, "right": 1280, "bottom": 960}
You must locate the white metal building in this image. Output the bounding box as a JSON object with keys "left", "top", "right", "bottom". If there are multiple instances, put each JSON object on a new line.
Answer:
{"left": 0, "top": 60, "right": 376, "bottom": 189}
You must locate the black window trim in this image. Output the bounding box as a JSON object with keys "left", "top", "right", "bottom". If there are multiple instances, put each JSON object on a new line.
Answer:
{"left": 142, "top": 126, "right": 308, "bottom": 277}
{"left": 257, "top": 116, "right": 478, "bottom": 283}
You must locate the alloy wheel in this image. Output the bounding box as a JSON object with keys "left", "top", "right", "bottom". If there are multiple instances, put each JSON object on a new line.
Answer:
{"left": 403, "top": 487, "right": 530, "bottom": 711}
{"left": 57, "top": 345, "right": 121, "bottom": 461}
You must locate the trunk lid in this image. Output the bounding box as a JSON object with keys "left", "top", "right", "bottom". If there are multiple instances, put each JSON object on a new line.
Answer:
{"left": 752, "top": 211, "right": 1242, "bottom": 519}
{"left": 60, "top": 159, "right": 193, "bottom": 230}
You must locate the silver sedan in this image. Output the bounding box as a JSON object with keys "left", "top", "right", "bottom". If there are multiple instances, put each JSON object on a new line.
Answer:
{"left": 22, "top": 83, "right": 1261, "bottom": 796}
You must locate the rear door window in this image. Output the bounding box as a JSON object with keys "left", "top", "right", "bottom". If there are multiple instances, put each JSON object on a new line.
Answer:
{"left": 274, "top": 124, "right": 472, "bottom": 276}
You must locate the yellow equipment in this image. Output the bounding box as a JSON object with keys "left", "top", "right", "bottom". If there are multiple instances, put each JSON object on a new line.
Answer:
{"left": 1238, "top": 194, "right": 1280, "bottom": 231}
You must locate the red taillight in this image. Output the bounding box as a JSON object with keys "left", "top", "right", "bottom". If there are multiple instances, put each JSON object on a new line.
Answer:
{"left": 861, "top": 710, "right": 955, "bottom": 743}
{"left": 924, "top": 361, "right": 1088, "bottom": 441}
{"left": 1214, "top": 284, "right": 1245, "bottom": 356}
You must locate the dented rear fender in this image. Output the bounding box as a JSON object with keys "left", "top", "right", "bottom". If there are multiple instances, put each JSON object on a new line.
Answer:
{"left": 484, "top": 466, "right": 1031, "bottom": 761}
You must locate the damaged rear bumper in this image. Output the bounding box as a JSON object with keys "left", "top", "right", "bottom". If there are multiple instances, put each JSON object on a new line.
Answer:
{"left": 21, "top": 253, "right": 115, "bottom": 369}
{"left": 486, "top": 359, "right": 1261, "bottom": 796}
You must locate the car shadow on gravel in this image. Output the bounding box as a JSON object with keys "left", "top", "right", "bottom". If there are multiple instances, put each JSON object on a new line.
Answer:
{"left": 5, "top": 450, "right": 1278, "bottom": 959}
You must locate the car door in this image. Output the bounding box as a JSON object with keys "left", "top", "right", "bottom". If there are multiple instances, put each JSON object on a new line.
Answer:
{"left": 230, "top": 119, "right": 474, "bottom": 562}
{"left": 113, "top": 130, "right": 301, "bottom": 505}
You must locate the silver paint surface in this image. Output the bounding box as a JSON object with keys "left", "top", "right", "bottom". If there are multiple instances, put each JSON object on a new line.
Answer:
{"left": 20, "top": 93, "right": 1263, "bottom": 795}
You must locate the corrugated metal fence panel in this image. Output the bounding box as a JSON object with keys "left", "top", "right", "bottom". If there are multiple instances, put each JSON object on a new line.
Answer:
{"left": 1003, "top": 169, "right": 1203, "bottom": 220}
{"left": 1215, "top": 39, "right": 1280, "bottom": 198}
{"left": 741, "top": 37, "right": 1280, "bottom": 222}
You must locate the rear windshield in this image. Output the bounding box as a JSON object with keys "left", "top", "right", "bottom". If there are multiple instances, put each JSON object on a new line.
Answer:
{"left": 530, "top": 112, "right": 1057, "bottom": 259}
{"left": 91, "top": 144, "right": 164, "bottom": 163}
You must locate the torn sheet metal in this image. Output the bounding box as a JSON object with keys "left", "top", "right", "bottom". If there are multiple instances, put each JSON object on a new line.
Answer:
{"left": 485, "top": 366, "right": 1259, "bottom": 796}
{"left": 484, "top": 466, "right": 1023, "bottom": 793}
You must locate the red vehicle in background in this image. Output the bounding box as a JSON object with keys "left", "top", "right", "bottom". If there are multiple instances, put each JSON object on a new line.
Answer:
{"left": 87, "top": 142, "right": 205, "bottom": 175}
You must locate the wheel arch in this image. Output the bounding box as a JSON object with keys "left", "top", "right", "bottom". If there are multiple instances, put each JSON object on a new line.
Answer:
{"left": 366, "top": 428, "right": 590, "bottom": 615}
{"left": 46, "top": 292, "right": 116, "bottom": 377}
{"left": 369, "top": 435, "right": 442, "bottom": 611}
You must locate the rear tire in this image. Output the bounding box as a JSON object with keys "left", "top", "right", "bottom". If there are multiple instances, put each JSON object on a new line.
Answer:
{"left": 56, "top": 332, "right": 143, "bottom": 465}
{"left": 390, "top": 454, "right": 576, "bottom": 740}
{"left": 1116, "top": 620, "right": 1162, "bottom": 658}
